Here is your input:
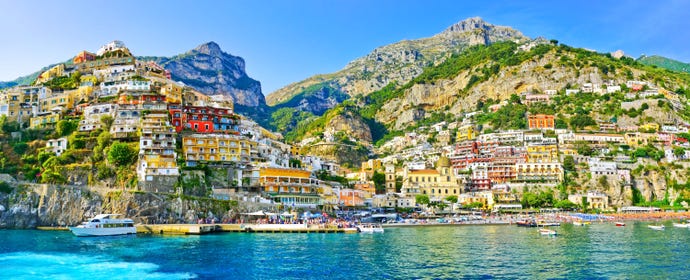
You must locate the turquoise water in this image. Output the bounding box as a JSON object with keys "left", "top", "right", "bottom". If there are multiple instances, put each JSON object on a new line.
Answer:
{"left": 2, "top": 222, "right": 690, "bottom": 279}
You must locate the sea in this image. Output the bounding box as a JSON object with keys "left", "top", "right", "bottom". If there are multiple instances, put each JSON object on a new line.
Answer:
{"left": 1, "top": 222, "right": 689, "bottom": 279}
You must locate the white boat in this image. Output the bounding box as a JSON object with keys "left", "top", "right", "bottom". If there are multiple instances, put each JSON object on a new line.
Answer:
{"left": 538, "top": 229, "right": 557, "bottom": 235}
{"left": 69, "top": 214, "right": 137, "bottom": 237}
{"left": 356, "top": 223, "right": 384, "bottom": 233}
{"left": 672, "top": 223, "right": 689, "bottom": 228}
{"left": 573, "top": 221, "right": 584, "bottom": 226}
{"left": 648, "top": 224, "right": 665, "bottom": 231}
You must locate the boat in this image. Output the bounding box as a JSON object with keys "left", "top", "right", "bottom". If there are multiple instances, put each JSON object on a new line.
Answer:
{"left": 615, "top": 222, "right": 626, "bottom": 227}
{"left": 537, "top": 221, "right": 561, "bottom": 227}
{"left": 356, "top": 223, "right": 384, "bottom": 233}
{"left": 672, "top": 223, "right": 689, "bottom": 228}
{"left": 573, "top": 221, "right": 584, "bottom": 226}
{"left": 516, "top": 220, "right": 537, "bottom": 227}
{"left": 69, "top": 214, "right": 137, "bottom": 237}
{"left": 538, "top": 229, "right": 557, "bottom": 235}
{"left": 648, "top": 224, "right": 665, "bottom": 231}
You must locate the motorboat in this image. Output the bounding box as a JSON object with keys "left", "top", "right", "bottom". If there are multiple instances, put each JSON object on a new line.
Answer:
{"left": 538, "top": 229, "right": 557, "bottom": 235}
{"left": 615, "top": 222, "right": 626, "bottom": 227}
{"left": 672, "top": 223, "right": 689, "bottom": 228}
{"left": 69, "top": 214, "right": 137, "bottom": 237}
{"left": 573, "top": 221, "right": 584, "bottom": 226}
{"left": 516, "top": 220, "right": 537, "bottom": 227}
{"left": 537, "top": 221, "right": 561, "bottom": 227}
{"left": 648, "top": 224, "right": 665, "bottom": 231}
{"left": 356, "top": 223, "right": 384, "bottom": 233}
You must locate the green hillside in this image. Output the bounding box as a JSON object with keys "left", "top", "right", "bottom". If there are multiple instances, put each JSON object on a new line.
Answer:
{"left": 638, "top": 55, "right": 690, "bottom": 74}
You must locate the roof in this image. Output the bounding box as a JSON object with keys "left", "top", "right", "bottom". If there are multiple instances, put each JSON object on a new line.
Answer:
{"left": 409, "top": 169, "right": 439, "bottom": 175}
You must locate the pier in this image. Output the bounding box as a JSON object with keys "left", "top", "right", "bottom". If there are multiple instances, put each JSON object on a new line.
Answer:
{"left": 134, "top": 224, "right": 358, "bottom": 235}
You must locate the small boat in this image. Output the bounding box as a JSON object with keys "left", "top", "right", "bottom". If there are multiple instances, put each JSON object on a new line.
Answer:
{"left": 356, "top": 223, "right": 384, "bottom": 233}
{"left": 69, "top": 214, "right": 137, "bottom": 237}
{"left": 538, "top": 229, "right": 557, "bottom": 235}
{"left": 615, "top": 222, "right": 626, "bottom": 227}
{"left": 648, "top": 224, "right": 665, "bottom": 231}
{"left": 672, "top": 223, "right": 689, "bottom": 228}
{"left": 516, "top": 220, "right": 537, "bottom": 227}
{"left": 573, "top": 221, "right": 584, "bottom": 226}
{"left": 537, "top": 222, "right": 561, "bottom": 227}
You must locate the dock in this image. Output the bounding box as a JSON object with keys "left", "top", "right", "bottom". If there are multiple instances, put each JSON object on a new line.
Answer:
{"left": 134, "top": 224, "right": 358, "bottom": 235}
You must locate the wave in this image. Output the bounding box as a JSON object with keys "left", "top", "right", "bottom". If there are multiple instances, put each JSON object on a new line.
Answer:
{"left": 0, "top": 252, "right": 196, "bottom": 279}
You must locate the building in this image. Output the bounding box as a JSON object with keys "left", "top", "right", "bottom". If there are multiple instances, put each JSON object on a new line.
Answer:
{"left": 79, "top": 103, "right": 118, "bottom": 132}
{"left": 569, "top": 191, "right": 609, "bottom": 210}
{"left": 171, "top": 105, "right": 239, "bottom": 133}
{"left": 97, "top": 40, "right": 129, "bottom": 56}
{"left": 402, "top": 157, "right": 460, "bottom": 202}
{"left": 527, "top": 114, "right": 555, "bottom": 130}
{"left": 526, "top": 144, "right": 559, "bottom": 163}
{"left": 589, "top": 159, "right": 617, "bottom": 177}
{"left": 515, "top": 162, "right": 563, "bottom": 182}
{"left": 137, "top": 113, "right": 179, "bottom": 192}
{"left": 259, "top": 167, "right": 322, "bottom": 208}
{"left": 110, "top": 105, "right": 141, "bottom": 139}
{"left": 182, "top": 134, "right": 254, "bottom": 166}
{"left": 385, "top": 164, "right": 396, "bottom": 194}
{"left": 456, "top": 124, "right": 478, "bottom": 142}
{"left": 46, "top": 138, "right": 68, "bottom": 156}
{"left": 29, "top": 112, "right": 61, "bottom": 129}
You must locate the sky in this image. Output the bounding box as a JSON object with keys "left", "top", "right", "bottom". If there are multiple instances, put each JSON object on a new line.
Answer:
{"left": 1, "top": 0, "right": 689, "bottom": 95}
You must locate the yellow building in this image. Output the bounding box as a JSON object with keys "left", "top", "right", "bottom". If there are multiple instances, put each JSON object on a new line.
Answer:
{"left": 456, "top": 124, "right": 478, "bottom": 142}
{"left": 290, "top": 145, "right": 301, "bottom": 156}
{"left": 41, "top": 91, "right": 74, "bottom": 113}
{"left": 361, "top": 159, "right": 382, "bottom": 171}
{"left": 161, "top": 83, "right": 184, "bottom": 103}
{"left": 402, "top": 157, "right": 460, "bottom": 202}
{"left": 526, "top": 144, "right": 559, "bottom": 163}
{"left": 182, "top": 134, "right": 254, "bottom": 166}
{"left": 624, "top": 132, "right": 657, "bottom": 147}
{"left": 259, "top": 167, "right": 322, "bottom": 208}
{"left": 639, "top": 123, "right": 660, "bottom": 132}
{"left": 30, "top": 112, "right": 61, "bottom": 128}
{"left": 35, "top": 64, "right": 65, "bottom": 84}
{"left": 0, "top": 86, "right": 43, "bottom": 123}
{"left": 515, "top": 163, "right": 563, "bottom": 182}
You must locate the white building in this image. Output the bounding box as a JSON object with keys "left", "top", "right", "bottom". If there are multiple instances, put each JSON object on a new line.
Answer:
{"left": 79, "top": 103, "right": 118, "bottom": 131}
{"left": 97, "top": 40, "right": 128, "bottom": 56}
{"left": 46, "top": 137, "right": 68, "bottom": 156}
{"left": 589, "top": 158, "right": 617, "bottom": 177}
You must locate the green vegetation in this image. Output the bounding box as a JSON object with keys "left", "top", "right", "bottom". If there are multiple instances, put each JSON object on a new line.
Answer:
{"left": 107, "top": 142, "right": 138, "bottom": 167}
{"left": 638, "top": 55, "right": 690, "bottom": 74}
{"left": 42, "top": 72, "right": 82, "bottom": 90}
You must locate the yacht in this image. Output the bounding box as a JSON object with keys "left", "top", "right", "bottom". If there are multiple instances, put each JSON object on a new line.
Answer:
{"left": 648, "top": 224, "right": 665, "bottom": 231}
{"left": 69, "top": 214, "right": 137, "bottom": 237}
{"left": 356, "top": 223, "right": 384, "bottom": 233}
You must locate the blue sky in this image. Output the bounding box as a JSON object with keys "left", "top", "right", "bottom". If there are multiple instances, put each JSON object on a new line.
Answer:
{"left": 1, "top": 0, "right": 689, "bottom": 94}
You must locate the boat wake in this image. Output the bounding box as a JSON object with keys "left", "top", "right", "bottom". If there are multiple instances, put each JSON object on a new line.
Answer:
{"left": 0, "top": 252, "right": 196, "bottom": 279}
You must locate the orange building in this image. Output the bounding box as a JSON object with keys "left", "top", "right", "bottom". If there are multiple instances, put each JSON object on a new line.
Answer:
{"left": 528, "top": 114, "right": 555, "bottom": 130}
{"left": 73, "top": 51, "right": 96, "bottom": 64}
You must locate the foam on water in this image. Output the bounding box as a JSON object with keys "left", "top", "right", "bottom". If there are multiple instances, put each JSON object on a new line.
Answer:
{"left": 0, "top": 252, "right": 196, "bottom": 279}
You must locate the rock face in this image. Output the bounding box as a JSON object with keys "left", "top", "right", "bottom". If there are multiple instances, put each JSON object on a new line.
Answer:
{"left": 143, "top": 42, "right": 266, "bottom": 107}
{"left": 266, "top": 17, "right": 526, "bottom": 110}
{"left": 0, "top": 183, "right": 240, "bottom": 229}
{"left": 325, "top": 111, "right": 372, "bottom": 143}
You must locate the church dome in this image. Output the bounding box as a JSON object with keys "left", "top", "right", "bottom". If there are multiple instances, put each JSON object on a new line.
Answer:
{"left": 436, "top": 156, "right": 451, "bottom": 168}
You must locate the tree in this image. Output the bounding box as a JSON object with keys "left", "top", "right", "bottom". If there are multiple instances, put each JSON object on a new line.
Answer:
{"left": 415, "top": 194, "right": 430, "bottom": 206}
{"left": 56, "top": 120, "right": 77, "bottom": 137}
{"left": 554, "top": 199, "right": 578, "bottom": 210}
{"left": 575, "top": 141, "right": 594, "bottom": 156}
{"left": 372, "top": 171, "right": 386, "bottom": 193}
{"left": 107, "top": 142, "right": 137, "bottom": 167}
{"left": 41, "top": 156, "right": 66, "bottom": 184}
{"left": 598, "top": 176, "right": 609, "bottom": 190}
{"left": 673, "top": 147, "right": 686, "bottom": 157}
{"left": 445, "top": 195, "right": 458, "bottom": 204}
{"left": 563, "top": 155, "right": 575, "bottom": 171}
{"left": 100, "top": 115, "right": 114, "bottom": 130}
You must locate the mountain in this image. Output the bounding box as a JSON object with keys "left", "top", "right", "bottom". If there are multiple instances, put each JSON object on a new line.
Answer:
{"left": 140, "top": 42, "right": 266, "bottom": 107}
{"left": 266, "top": 17, "right": 527, "bottom": 115}
{"left": 638, "top": 55, "right": 690, "bottom": 74}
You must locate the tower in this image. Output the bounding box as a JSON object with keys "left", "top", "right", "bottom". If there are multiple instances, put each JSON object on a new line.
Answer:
{"left": 385, "top": 164, "right": 396, "bottom": 194}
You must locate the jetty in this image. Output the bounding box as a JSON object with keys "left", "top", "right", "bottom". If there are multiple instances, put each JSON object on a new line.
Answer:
{"left": 134, "top": 224, "right": 358, "bottom": 235}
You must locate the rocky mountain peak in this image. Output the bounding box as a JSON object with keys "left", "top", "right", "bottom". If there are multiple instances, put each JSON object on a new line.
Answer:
{"left": 193, "top": 41, "right": 224, "bottom": 56}
{"left": 441, "top": 16, "right": 491, "bottom": 34}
